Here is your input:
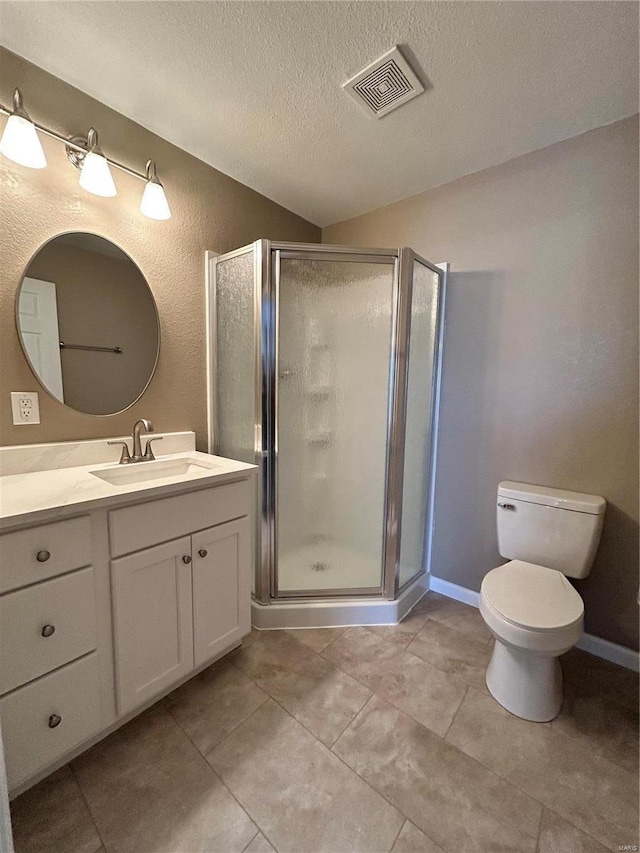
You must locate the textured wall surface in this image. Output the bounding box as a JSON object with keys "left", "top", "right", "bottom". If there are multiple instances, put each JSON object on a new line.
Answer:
{"left": 0, "top": 49, "right": 319, "bottom": 449}
{"left": 1, "top": 2, "right": 637, "bottom": 224}
{"left": 325, "top": 117, "right": 639, "bottom": 650}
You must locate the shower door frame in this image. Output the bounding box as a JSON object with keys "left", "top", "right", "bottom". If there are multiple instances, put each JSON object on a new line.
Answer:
{"left": 271, "top": 244, "right": 400, "bottom": 600}
{"left": 209, "top": 241, "right": 445, "bottom": 605}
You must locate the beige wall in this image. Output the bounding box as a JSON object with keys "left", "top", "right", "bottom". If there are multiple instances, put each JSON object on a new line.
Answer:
{"left": 0, "top": 48, "right": 319, "bottom": 448}
{"left": 325, "top": 117, "right": 639, "bottom": 650}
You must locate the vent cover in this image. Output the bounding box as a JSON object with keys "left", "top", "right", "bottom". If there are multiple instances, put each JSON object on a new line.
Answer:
{"left": 343, "top": 46, "right": 424, "bottom": 118}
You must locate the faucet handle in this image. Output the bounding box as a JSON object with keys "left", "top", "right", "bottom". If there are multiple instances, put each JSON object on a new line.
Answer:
{"left": 108, "top": 440, "right": 132, "bottom": 464}
{"left": 143, "top": 436, "right": 163, "bottom": 461}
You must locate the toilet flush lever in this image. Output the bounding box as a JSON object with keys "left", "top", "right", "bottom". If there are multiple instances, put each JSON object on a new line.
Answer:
{"left": 498, "top": 502, "right": 516, "bottom": 510}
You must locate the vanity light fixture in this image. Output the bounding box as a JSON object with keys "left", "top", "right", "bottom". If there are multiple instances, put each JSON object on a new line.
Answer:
{"left": 0, "top": 88, "right": 47, "bottom": 169}
{"left": 0, "top": 87, "right": 172, "bottom": 220}
{"left": 140, "top": 160, "right": 171, "bottom": 220}
{"left": 78, "top": 128, "right": 117, "bottom": 197}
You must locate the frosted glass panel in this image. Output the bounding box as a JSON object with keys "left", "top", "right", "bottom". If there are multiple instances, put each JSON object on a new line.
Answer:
{"left": 398, "top": 262, "right": 440, "bottom": 588}
{"left": 277, "top": 258, "right": 394, "bottom": 592}
{"left": 216, "top": 251, "right": 255, "bottom": 463}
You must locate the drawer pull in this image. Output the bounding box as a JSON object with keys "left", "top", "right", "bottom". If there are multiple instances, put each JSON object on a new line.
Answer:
{"left": 41, "top": 624, "right": 56, "bottom": 638}
{"left": 198, "top": 549, "right": 208, "bottom": 558}
{"left": 48, "top": 713, "right": 62, "bottom": 729}
{"left": 182, "top": 555, "right": 192, "bottom": 564}
{"left": 36, "top": 550, "right": 51, "bottom": 563}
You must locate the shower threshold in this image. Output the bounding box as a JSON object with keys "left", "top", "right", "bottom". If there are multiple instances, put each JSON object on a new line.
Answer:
{"left": 251, "top": 571, "right": 429, "bottom": 631}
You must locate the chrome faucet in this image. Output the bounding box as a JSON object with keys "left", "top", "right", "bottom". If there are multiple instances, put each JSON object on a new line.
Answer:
{"left": 108, "top": 419, "right": 163, "bottom": 464}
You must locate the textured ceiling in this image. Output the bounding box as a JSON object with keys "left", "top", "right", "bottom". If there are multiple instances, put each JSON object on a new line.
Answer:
{"left": 0, "top": 1, "right": 637, "bottom": 226}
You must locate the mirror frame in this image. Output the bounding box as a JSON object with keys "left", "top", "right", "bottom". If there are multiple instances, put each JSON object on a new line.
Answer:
{"left": 15, "top": 230, "right": 161, "bottom": 417}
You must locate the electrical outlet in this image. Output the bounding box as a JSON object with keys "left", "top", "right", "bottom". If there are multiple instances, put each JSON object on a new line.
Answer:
{"left": 11, "top": 392, "right": 40, "bottom": 425}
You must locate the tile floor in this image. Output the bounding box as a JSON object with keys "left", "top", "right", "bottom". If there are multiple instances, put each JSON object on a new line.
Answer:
{"left": 10, "top": 592, "right": 639, "bottom": 853}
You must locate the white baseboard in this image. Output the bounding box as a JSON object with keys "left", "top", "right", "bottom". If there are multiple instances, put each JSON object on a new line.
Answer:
{"left": 428, "top": 574, "right": 639, "bottom": 672}
{"left": 575, "top": 633, "right": 639, "bottom": 672}
{"left": 429, "top": 575, "right": 480, "bottom": 607}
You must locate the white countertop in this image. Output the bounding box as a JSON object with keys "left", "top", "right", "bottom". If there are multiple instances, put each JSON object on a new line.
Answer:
{"left": 0, "top": 451, "right": 256, "bottom": 531}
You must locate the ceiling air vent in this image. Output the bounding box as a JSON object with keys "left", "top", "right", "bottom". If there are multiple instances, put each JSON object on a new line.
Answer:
{"left": 343, "top": 46, "right": 424, "bottom": 118}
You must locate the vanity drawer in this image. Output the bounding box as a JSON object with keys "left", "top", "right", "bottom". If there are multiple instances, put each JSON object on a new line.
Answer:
{"left": 109, "top": 480, "right": 250, "bottom": 556}
{"left": 1, "top": 652, "right": 101, "bottom": 791}
{"left": 0, "top": 567, "right": 97, "bottom": 695}
{"left": 0, "top": 516, "right": 92, "bottom": 594}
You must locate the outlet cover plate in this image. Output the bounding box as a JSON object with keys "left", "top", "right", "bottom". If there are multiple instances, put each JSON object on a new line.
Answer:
{"left": 11, "top": 392, "right": 40, "bottom": 425}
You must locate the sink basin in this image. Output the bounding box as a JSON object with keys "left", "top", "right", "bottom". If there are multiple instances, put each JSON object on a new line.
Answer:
{"left": 90, "top": 457, "right": 219, "bottom": 486}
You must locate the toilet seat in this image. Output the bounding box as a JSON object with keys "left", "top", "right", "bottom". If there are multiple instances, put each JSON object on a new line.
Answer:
{"left": 481, "top": 560, "right": 583, "bottom": 631}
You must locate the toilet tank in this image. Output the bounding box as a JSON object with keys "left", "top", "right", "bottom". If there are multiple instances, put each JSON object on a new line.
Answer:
{"left": 497, "top": 481, "right": 606, "bottom": 579}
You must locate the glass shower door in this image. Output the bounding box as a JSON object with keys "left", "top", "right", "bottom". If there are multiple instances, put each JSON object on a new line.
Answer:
{"left": 274, "top": 253, "right": 397, "bottom": 595}
{"left": 398, "top": 258, "right": 443, "bottom": 588}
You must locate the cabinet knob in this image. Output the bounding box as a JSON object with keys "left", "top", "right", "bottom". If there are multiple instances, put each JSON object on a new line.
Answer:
{"left": 198, "top": 549, "right": 208, "bottom": 558}
{"left": 36, "top": 550, "right": 51, "bottom": 563}
{"left": 48, "top": 714, "right": 62, "bottom": 729}
{"left": 182, "top": 555, "right": 192, "bottom": 564}
{"left": 41, "top": 624, "right": 56, "bottom": 638}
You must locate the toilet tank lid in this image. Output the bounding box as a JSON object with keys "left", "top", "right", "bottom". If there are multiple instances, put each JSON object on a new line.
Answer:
{"left": 498, "top": 482, "right": 606, "bottom": 515}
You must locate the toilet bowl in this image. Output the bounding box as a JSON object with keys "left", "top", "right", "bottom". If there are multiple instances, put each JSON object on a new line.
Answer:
{"left": 479, "top": 481, "right": 606, "bottom": 722}
{"left": 480, "top": 561, "right": 584, "bottom": 721}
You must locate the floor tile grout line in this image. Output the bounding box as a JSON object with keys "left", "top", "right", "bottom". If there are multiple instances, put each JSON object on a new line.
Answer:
{"left": 156, "top": 700, "right": 271, "bottom": 850}
{"left": 441, "top": 683, "right": 469, "bottom": 740}
{"left": 162, "top": 674, "right": 271, "bottom": 759}
{"left": 326, "top": 687, "right": 377, "bottom": 750}
{"left": 327, "top": 693, "right": 445, "bottom": 852}
{"left": 311, "top": 626, "right": 348, "bottom": 654}
{"left": 534, "top": 805, "right": 544, "bottom": 853}
{"left": 319, "top": 626, "right": 480, "bottom": 701}
{"left": 250, "top": 688, "right": 407, "bottom": 824}
{"left": 69, "top": 762, "right": 110, "bottom": 853}
{"left": 542, "top": 803, "right": 622, "bottom": 852}
{"left": 439, "top": 687, "right": 631, "bottom": 850}
{"left": 388, "top": 816, "right": 408, "bottom": 852}
{"left": 240, "top": 828, "right": 261, "bottom": 853}
{"left": 207, "top": 692, "right": 380, "bottom": 853}
{"left": 233, "top": 629, "right": 381, "bottom": 720}
{"left": 332, "top": 691, "right": 547, "bottom": 847}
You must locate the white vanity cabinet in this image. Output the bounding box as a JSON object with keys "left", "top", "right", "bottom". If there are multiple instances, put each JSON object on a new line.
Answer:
{"left": 111, "top": 518, "right": 251, "bottom": 714}
{"left": 192, "top": 518, "right": 251, "bottom": 667}
{"left": 0, "top": 516, "right": 104, "bottom": 791}
{"left": 111, "top": 537, "right": 194, "bottom": 715}
{"left": 0, "top": 461, "right": 255, "bottom": 796}
{"left": 109, "top": 482, "right": 252, "bottom": 715}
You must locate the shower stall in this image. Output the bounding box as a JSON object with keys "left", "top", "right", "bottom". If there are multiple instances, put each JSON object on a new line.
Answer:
{"left": 208, "top": 241, "right": 445, "bottom": 627}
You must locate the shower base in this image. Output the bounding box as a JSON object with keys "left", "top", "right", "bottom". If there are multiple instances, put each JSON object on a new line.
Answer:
{"left": 251, "top": 570, "right": 429, "bottom": 630}
{"left": 277, "top": 539, "right": 382, "bottom": 592}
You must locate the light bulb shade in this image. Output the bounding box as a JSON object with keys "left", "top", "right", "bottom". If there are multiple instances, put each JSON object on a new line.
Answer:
{"left": 140, "top": 178, "right": 171, "bottom": 220}
{"left": 79, "top": 150, "right": 117, "bottom": 197}
{"left": 0, "top": 113, "right": 47, "bottom": 169}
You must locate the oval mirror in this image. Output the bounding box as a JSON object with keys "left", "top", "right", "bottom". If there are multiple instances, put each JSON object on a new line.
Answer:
{"left": 16, "top": 233, "right": 159, "bottom": 416}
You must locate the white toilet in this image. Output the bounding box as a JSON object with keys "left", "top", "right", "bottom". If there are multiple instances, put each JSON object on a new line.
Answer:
{"left": 479, "top": 481, "right": 606, "bottom": 722}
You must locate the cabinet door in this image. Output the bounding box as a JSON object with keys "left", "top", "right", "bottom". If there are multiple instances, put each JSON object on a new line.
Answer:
{"left": 192, "top": 518, "right": 251, "bottom": 667}
{"left": 111, "top": 537, "right": 193, "bottom": 714}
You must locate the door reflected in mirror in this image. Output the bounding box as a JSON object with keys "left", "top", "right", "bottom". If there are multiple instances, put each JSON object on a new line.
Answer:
{"left": 16, "top": 233, "right": 159, "bottom": 415}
